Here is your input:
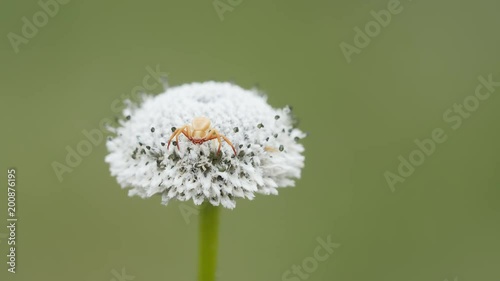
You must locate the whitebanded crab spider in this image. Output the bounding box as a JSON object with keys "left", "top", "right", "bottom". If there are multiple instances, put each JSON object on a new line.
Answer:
{"left": 167, "top": 117, "right": 237, "bottom": 155}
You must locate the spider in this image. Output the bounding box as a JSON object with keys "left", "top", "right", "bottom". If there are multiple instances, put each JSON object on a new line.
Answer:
{"left": 167, "top": 116, "right": 237, "bottom": 155}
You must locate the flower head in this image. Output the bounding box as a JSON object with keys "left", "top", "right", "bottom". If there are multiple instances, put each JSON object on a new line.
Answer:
{"left": 105, "top": 81, "right": 305, "bottom": 209}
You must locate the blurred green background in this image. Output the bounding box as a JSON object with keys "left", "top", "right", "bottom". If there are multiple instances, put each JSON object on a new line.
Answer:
{"left": 1, "top": 0, "right": 500, "bottom": 280}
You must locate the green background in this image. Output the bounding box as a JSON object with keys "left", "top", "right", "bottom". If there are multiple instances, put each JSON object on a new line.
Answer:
{"left": 1, "top": 0, "right": 499, "bottom": 280}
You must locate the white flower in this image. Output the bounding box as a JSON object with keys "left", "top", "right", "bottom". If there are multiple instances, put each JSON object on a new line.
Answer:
{"left": 105, "top": 81, "right": 305, "bottom": 209}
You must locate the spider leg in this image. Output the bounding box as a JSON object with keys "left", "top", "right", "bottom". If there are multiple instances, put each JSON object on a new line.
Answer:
{"left": 198, "top": 130, "right": 218, "bottom": 150}
{"left": 210, "top": 129, "right": 237, "bottom": 155}
{"left": 181, "top": 127, "right": 191, "bottom": 140}
{"left": 167, "top": 125, "right": 188, "bottom": 150}
{"left": 178, "top": 127, "right": 193, "bottom": 150}
{"left": 220, "top": 134, "right": 237, "bottom": 155}
{"left": 215, "top": 133, "right": 223, "bottom": 155}
{"left": 202, "top": 130, "right": 218, "bottom": 142}
{"left": 193, "top": 129, "right": 219, "bottom": 152}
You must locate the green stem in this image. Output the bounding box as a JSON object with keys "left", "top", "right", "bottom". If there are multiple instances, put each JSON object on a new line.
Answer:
{"left": 198, "top": 203, "right": 220, "bottom": 281}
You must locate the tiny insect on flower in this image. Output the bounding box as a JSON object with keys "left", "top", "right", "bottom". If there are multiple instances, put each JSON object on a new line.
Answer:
{"left": 105, "top": 81, "right": 306, "bottom": 208}
{"left": 167, "top": 116, "right": 237, "bottom": 155}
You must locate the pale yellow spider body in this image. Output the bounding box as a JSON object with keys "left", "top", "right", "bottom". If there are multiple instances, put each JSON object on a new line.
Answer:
{"left": 167, "top": 117, "right": 237, "bottom": 155}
